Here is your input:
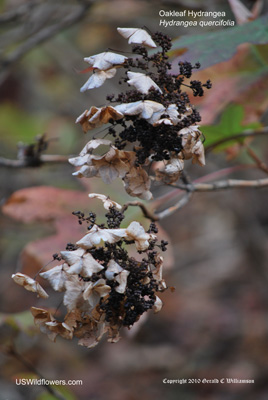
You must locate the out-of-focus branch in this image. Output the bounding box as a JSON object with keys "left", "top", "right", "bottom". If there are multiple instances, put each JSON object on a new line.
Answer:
{"left": 122, "top": 201, "right": 158, "bottom": 221}
{"left": 0, "top": 154, "right": 69, "bottom": 168}
{"left": 205, "top": 126, "right": 268, "bottom": 152}
{"left": 246, "top": 146, "right": 268, "bottom": 175}
{"left": 0, "top": 0, "right": 41, "bottom": 23}
{"left": 172, "top": 178, "right": 268, "bottom": 192}
{"left": 0, "top": 0, "right": 95, "bottom": 83}
{"left": 155, "top": 191, "right": 193, "bottom": 220}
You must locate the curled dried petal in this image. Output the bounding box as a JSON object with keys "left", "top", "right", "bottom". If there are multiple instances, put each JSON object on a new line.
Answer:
{"left": 12, "top": 273, "right": 49, "bottom": 298}
{"left": 88, "top": 193, "right": 122, "bottom": 210}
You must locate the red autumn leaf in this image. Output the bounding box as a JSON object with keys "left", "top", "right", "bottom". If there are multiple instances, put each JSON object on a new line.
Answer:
{"left": 2, "top": 186, "right": 90, "bottom": 274}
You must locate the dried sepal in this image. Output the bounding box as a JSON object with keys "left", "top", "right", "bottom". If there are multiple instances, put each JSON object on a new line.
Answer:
{"left": 80, "top": 68, "right": 117, "bottom": 92}
{"left": 153, "top": 296, "right": 163, "bottom": 313}
{"left": 76, "top": 106, "right": 123, "bottom": 132}
{"left": 115, "top": 100, "right": 164, "bottom": 120}
{"left": 84, "top": 52, "right": 127, "bottom": 70}
{"left": 83, "top": 279, "right": 111, "bottom": 308}
{"left": 76, "top": 224, "right": 126, "bottom": 249}
{"left": 155, "top": 157, "right": 184, "bottom": 184}
{"left": 179, "top": 126, "right": 205, "bottom": 166}
{"left": 125, "top": 221, "right": 156, "bottom": 251}
{"left": 127, "top": 72, "right": 162, "bottom": 94}
{"left": 117, "top": 27, "right": 157, "bottom": 48}
{"left": 60, "top": 248, "right": 104, "bottom": 277}
{"left": 88, "top": 193, "right": 122, "bottom": 210}
{"left": 12, "top": 273, "right": 49, "bottom": 298}
{"left": 31, "top": 307, "right": 57, "bottom": 341}
{"left": 40, "top": 263, "right": 69, "bottom": 292}
{"left": 123, "top": 166, "right": 152, "bottom": 200}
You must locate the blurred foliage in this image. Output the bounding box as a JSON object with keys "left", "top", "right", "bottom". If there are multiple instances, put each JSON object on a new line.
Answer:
{"left": 202, "top": 104, "right": 262, "bottom": 150}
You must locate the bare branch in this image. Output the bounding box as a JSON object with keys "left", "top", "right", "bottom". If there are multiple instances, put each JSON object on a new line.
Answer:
{"left": 0, "top": 154, "right": 69, "bottom": 168}
{"left": 205, "top": 126, "right": 268, "bottom": 152}
{"left": 172, "top": 178, "right": 268, "bottom": 192}
{"left": 246, "top": 146, "right": 268, "bottom": 175}
{"left": 122, "top": 201, "right": 158, "bottom": 221}
{"left": 155, "top": 192, "right": 193, "bottom": 220}
{"left": 0, "top": 0, "right": 96, "bottom": 82}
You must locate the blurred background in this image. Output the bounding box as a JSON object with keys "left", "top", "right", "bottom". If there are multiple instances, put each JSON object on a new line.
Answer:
{"left": 1, "top": 0, "right": 268, "bottom": 399}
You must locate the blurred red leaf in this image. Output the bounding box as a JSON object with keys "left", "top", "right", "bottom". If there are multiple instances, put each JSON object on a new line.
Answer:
{"left": 2, "top": 186, "right": 90, "bottom": 274}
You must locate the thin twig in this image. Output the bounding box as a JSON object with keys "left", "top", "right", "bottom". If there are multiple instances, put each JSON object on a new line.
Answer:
{"left": 0, "top": 154, "right": 69, "bottom": 168}
{"left": 122, "top": 201, "right": 158, "bottom": 221}
{"left": 172, "top": 177, "right": 268, "bottom": 192}
{"left": 205, "top": 126, "right": 268, "bottom": 152}
{"left": 156, "top": 191, "right": 193, "bottom": 220}
{"left": 246, "top": 146, "right": 268, "bottom": 175}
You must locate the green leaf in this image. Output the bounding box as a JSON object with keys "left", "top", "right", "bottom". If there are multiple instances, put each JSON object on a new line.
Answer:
{"left": 171, "top": 14, "right": 268, "bottom": 69}
{"left": 201, "top": 104, "right": 262, "bottom": 150}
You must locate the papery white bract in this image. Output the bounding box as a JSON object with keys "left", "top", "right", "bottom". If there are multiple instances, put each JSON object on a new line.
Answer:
{"left": 80, "top": 68, "right": 117, "bottom": 92}
{"left": 12, "top": 273, "right": 49, "bottom": 298}
{"left": 127, "top": 72, "right": 162, "bottom": 94}
{"left": 84, "top": 52, "right": 127, "bottom": 70}
{"left": 115, "top": 100, "right": 165, "bottom": 120}
{"left": 117, "top": 27, "right": 157, "bottom": 48}
{"left": 88, "top": 193, "right": 122, "bottom": 210}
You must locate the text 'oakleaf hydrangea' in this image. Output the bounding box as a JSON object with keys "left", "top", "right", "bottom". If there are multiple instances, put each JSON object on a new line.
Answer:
{"left": 12, "top": 195, "right": 168, "bottom": 348}
{"left": 71, "top": 27, "right": 211, "bottom": 199}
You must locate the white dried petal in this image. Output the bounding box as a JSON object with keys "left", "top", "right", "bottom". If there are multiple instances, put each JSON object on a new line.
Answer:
{"left": 63, "top": 277, "right": 85, "bottom": 311}
{"left": 80, "top": 68, "right": 117, "bottom": 92}
{"left": 12, "top": 273, "right": 49, "bottom": 298}
{"left": 84, "top": 52, "right": 127, "bottom": 70}
{"left": 115, "top": 269, "right": 130, "bottom": 294}
{"left": 83, "top": 279, "right": 111, "bottom": 308}
{"left": 115, "top": 100, "right": 164, "bottom": 120}
{"left": 153, "top": 296, "right": 163, "bottom": 313}
{"left": 88, "top": 193, "right": 122, "bottom": 210}
{"left": 117, "top": 27, "right": 157, "bottom": 48}
{"left": 76, "top": 225, "right": 126, "bottom": 249}
{"left": 125, "top": 221, "right": 155, "bottom": 251}
{"left": 127, "top": 72, "right": 162, "bottom": 94}
{"left": 40, "top": 263, "right": 69, "bottom": 292}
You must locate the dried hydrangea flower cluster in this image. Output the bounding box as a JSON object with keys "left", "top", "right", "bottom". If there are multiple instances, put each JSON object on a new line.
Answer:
{"left": 71, "top": 27, "right": 211, "bottom": 199}
{"left": 12, "top": 195, "right": 167, "bottom": 348}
